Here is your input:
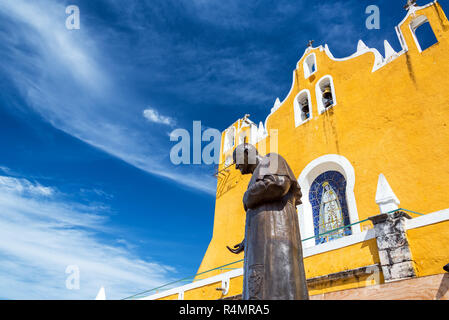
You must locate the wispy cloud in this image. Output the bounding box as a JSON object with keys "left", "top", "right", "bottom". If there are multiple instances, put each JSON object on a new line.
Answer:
{"left": 0, "top": 0, "right": 380, "bottom": 200}
{"left": 0, "top": 174, "right": 175, "bottom": 299}
{"left": 143, "top": 108, "right": 175, "bottom": 126}
{"left": 0, "top": 0, "right": 217, "bottom": 195}
{"left": 0, "top": 175, "right": 54, "bottom": 197}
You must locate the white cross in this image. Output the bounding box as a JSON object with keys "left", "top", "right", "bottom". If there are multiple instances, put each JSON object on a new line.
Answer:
{"left": 404, "top": 0, "right": 417, "bottom": 10}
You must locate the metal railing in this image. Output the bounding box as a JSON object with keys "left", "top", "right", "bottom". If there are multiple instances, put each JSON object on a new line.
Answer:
{"left": 122, "top": 208, "right": 424, "bottom": 300}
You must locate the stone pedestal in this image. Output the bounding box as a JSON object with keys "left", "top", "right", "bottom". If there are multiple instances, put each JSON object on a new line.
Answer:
{"left": 368, "top": 211, "right": 416, "bottom": 282}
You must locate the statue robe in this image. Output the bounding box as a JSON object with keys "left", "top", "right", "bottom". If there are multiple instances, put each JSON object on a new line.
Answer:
{"left": 242, "top": 153, "right": 309, "bottom": 300}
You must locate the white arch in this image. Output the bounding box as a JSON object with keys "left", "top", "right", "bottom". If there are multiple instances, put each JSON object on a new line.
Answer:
{"left": 293, "top": 89, "right": 312, "bottom": 127}
{"left": 297, "top": 154, "right": 360, "bottom": 248}
{"left": 409, "top": 15, "right": 438, "bottom": 53}
{"left": 315, "top": 75, "right": 337, "bottom": 115}
{"left": 303, "top": 53, "right": 317, "bottom": 79}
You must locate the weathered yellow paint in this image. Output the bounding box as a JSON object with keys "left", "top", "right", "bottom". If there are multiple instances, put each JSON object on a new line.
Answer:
{"left": 407, "top": 220, "right": 449, "bottom": 277}
{"left": 176, "top": 2, "right": 449, "bottom": 300}
{"left": 305, "top": 238, "right": 382, "bottom": 295}
{"left": 158, "top": 294, "right": 178, "bottom": 300}
{"left": 308, "top": 273, "right": 383, "bottom": 296}
{"left": 304, "top": 238, "right": 380, "bottom": 278}
{"left": 182, "top": 275, "right": 244, "bottom": 300}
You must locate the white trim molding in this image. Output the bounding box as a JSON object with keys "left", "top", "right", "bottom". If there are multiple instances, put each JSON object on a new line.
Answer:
{"left": 405, "top": 208, "right": 449, "bottom": 230}
{"left": 395, "top": 1, "right": 438, "bottom": 52}
{"left": 409, "top": 14, "right": 438, "bottom": 53}
{"left": 316, "top": 75, "right": 337, "bottom": 114}
{"left": 140, "top": 268, "right": 242, "bottom": 300}
{"left": 293, "top": 89, "right": 313, "bottom": 128}
{"left": 303, "top": 53, "right": 317, "bottom": 79}
{"left": 297, "top": 154, "right": 360, "bottom": 249}
{"left": 303, "top": 229, "right": 376, "bottom": 257}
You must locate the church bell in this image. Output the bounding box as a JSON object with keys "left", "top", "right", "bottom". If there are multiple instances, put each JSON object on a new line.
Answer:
{"left": 322, "top": 86, "right": 333, "bottom": 108}
{"left": 322, "top": 86, "right": 332, "bottom": 100}
{"left": 301, "top": 100, "right": 309, "bottom": 114}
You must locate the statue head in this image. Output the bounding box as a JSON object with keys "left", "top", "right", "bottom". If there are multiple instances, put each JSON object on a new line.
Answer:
{"left": 233, "top": 143, "right": 260, "bottom": 175}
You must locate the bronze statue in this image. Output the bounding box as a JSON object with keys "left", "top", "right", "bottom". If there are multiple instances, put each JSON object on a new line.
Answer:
{"left": 227, "top": 144, "right": 309, "bottom": 300}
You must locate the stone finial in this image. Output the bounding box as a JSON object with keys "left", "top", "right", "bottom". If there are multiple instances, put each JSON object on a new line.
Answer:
{"left": 274, "top": 98, "right": 281, "bottom": 108}
{"left": 357, "top": 40, "right": 369, "bottom": 52}
{"left": 256, "top": 121, "right": 267, "bottom": 142}
{"left": 375, "top": 174, "right": 400, "bottom": 213}
{"left": 384, "top": 40, "right": 397, "bottom": 60}
{"left": 271, "top": 98, "right": 281, "bottom": 113}
{"left": 95, "top": 286, "right": 106, "bottom": 300}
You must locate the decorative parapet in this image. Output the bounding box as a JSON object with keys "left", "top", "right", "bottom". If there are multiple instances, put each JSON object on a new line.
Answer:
{"left": 369, "top": 211, "right": 416, "bottom": 282}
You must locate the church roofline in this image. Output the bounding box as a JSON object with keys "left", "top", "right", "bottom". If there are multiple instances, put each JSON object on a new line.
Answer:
{"left": 267, "top": 1, "right": 439, "bottom": 126}
{"left": 223, "top": 1, "right": 442, "bottom": 148}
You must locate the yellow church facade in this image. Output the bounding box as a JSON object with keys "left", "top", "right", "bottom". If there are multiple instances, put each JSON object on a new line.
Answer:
{"left": 141, "top": 1, "right": 449, "bottom": 300}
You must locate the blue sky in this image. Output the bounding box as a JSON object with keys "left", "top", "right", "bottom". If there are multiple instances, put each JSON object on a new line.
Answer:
{"left": 0, "top": 0, "right": 446, "bottom": 299}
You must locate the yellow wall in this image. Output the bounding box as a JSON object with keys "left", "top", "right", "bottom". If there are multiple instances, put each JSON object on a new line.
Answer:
{"left": 407, "top": 220, "right": 449, "bottom": 277}
{"left": 191, "top": 3, "right": 449, "bottom": 299}
{"left": 183, "top": 275, "right": 244, "bottom": 300}
{"left": 305, "top": 238, "right": 382, "bottom": 295}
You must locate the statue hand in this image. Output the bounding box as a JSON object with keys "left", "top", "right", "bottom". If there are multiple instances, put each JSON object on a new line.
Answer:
{"left": 226, "top": 241, "right": 244, "bottom": 254}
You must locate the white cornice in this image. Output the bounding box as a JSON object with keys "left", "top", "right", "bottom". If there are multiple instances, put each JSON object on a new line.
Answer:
{"left": 405, "top": 208, "right": 449, "bottom": 230}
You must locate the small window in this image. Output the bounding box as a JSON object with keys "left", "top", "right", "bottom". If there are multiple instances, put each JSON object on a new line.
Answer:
{"left": 309, "top": 171, "right": 352, "bottom": 245}
{"left": 293, "top": 90, "right": 312, "bottom": 127}
{"left": 223, "top": 127, "right": 235, "bottom": 152}
{"left": 303, "top": 54, "right": 317, "bottom": 78}
{"left": 410, "top": 16, "right": 438, "bottom": 52}
{"left": 316, "top": 76, "right": 337, "bottom": 114}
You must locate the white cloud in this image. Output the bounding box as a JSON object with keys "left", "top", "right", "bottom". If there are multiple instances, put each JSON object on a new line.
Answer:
{"left": 143, "top": 108, "right": 175, "bottom": 126}
{"left": 0, "top": 0, "right": 217, "bottom": 196}
{"left": 0, "top": 174, "right": 176, "bottom": 299}
{"left": 0, "top": 176, "right": 54, "bottom": 197}
{"left": 0, "top": 166, "right": 13, "bottom": 175}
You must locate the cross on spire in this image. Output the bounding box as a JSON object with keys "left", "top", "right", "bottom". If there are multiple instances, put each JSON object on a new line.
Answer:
{"left": 404, "top": 0, "right": 417, "bottom": 10}
{"left": 307, "top": 40, "right": 314, "bottom": 48}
